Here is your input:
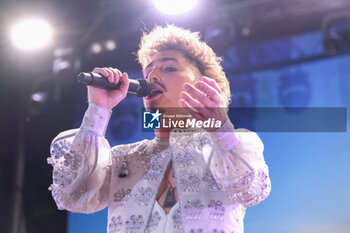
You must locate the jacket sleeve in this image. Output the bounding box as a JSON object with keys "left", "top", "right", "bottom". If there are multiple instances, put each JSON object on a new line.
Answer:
{"left": 47, "top": 103, "right": 113, "bottom": 213}
{"left": 209, "top": 120, "right": 271, "bottom": 207}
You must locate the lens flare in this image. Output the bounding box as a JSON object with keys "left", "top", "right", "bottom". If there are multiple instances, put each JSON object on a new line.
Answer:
{"left": 11, "top": 18, "right": 52, "bottom": 50}
{"left": 153, "top": 0, "right": 198, "bottom": 15}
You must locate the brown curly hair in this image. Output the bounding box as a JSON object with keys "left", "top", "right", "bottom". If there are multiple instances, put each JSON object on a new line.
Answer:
{"left": 137, "top": 25, "right": 231, "bottom": 106}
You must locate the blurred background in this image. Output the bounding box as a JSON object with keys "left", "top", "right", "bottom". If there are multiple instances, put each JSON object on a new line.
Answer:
{"left": 0, "top": 0, "right": 349, "bottom": 233}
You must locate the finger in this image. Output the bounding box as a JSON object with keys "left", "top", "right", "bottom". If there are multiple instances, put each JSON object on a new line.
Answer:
{"left": 183, "top": 83, "right": 216, "bottom": 108}
{"left": 115, "top": 69, "right": 123, "bottom": 84}
{"left": 92, "top": 67, "right": 109, "bottom": 78}
{"left": 180, "top": 91, "right": 204, "bottom": 109}
{"left": 180, "top": 91, "right": 212, "bottom": 117}
{"left": 179, "top": 99, "right": 205, "bottom": 121}
{"left": 104, "top": 68, "right": 115, "bottom": 83}
{"left": 196, "top": 81, "right": 222, "bottom": 103}
{"left": 118, "top": 72, "right": 130, "bottom": 95}
{"left": 108, "top": 67, "right": 122, "bottom": 84}
{"left": 201, "top": 76, "right": 222, "bottom": 94}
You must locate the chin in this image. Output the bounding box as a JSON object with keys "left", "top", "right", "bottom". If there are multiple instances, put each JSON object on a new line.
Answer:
{"left": 144, "top": 96, "right": 167, "bottom": 109}
{"left": 144, "top": 103, "right": 179, "bottom": 113}
{"left": 144, "top": 94, "right": 181, "bottom": 111}
{"left": 143, "top": 99, "right": 163, "bottom": 111}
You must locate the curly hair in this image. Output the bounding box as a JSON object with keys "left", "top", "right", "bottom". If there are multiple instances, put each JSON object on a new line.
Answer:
{"left": 137, "top": 25, "right": 231, "bottom": 106}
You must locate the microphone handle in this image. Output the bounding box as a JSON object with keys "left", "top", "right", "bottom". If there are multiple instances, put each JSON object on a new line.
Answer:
{"left": 76, "top": 72, "right": 151, "bottom": 97}
{"left": 77, "top": 72, "right": 121, "bottom": 90}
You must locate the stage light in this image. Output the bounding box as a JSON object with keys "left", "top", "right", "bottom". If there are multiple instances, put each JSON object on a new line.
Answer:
{"left": 322, "top": 11, "right": 350, "bottom": 56}
{"left": 11, "top": 18, "right": 52, "bottom": 50}
{"left": 105, "top": 40, "right": 116, "bottom": 51}
{"left": 323, "top": 31, "right": 343, "bottom": 56}
{"left": 31, "top": 92, "right": 48, "bottom": 103}
{"left": 90, "top": 42, "right": 102, "bottom": 54}
{"left": 153, "top": 0, "right": 198, "bottom": 15}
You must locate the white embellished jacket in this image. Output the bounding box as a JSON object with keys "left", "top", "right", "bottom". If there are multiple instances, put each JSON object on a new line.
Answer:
{"left": 48, "top": 103, "right": 271, "bottom": 233}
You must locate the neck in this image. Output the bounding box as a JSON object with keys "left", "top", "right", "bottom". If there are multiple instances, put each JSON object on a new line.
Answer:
{"left": 148, "top": 107, "right": 193, "bottom": 139}
{"left": 154, "top": 128, "right": 170, "bottom": 139}
{"left": 154, "top": 115, "right": 195, "bottom": 138}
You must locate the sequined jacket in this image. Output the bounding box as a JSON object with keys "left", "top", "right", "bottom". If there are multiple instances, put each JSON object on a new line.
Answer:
{"left": 48, "top": 103, "right": 271, "bottom": 233}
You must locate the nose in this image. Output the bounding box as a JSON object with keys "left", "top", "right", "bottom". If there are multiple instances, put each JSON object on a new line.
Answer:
{"left": 146, "top": 68, "right": 161, "bottom": 83}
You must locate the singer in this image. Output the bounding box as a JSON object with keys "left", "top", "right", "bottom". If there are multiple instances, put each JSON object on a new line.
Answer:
{"left": 48, "top": 25, "right": 271, "bottom": 233}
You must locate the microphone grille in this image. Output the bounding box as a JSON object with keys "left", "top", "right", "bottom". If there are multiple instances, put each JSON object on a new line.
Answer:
{"left": 137, "top": 79, "right": 151, "bottom": 97}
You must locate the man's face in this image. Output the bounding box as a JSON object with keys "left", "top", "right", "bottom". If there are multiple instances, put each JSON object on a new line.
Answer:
{"left": 143, "top": 50, "right": 200, "bottom": 110}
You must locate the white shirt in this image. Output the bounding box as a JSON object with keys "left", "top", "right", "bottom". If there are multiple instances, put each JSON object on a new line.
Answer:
{"left": 48, "top": 103, "right": 271, "bottom": 233}
{"left": 147, "top": 202, "right": 182, "bottom": 233}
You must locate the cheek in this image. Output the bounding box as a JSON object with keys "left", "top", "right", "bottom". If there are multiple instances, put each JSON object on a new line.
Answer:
{"left": 165, "top": 79, "right": 184, "bottom": 93}
{"left": 164, "top": 73, "right": 197, "bottom": 99}
{"left": 166, "top": 88, "right": 182, "bottom": 100}
{"left": 184, "top": 74, "right": 198, "bottom": 86}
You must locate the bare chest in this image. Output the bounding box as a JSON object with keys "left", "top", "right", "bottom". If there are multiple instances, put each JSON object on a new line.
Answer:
{"left": 155, "top": 162, "right": 178, "bottom": 214}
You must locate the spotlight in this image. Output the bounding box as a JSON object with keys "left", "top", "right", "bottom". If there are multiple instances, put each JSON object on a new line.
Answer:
{"left": 323, "top": 31, "right": 343, "bottom": 56}
{"left": 11, "top": 18, "right": 52, "bottom": 50}
{"left": 105, "top": 40, "right": 116, "bottom": 51}
{"left": 90, "top": 42, "right": 102, "bottom": 54}
{"left": 31, "top": 92, "right": 48, "bottom": 103}
{"left": 153, "top": 0, "right": 198, "bottom": 15}
{"left": 322, "top": 11, "right": 350, "bottom": 56}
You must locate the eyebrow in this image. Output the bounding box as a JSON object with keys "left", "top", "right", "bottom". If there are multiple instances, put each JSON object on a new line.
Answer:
{"left": 145, "top": 57, "right": 180, "bottom": 70}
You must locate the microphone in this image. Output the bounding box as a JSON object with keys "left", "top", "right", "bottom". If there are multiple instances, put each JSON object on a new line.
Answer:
{"left": 76, "top": 72, "right": 150, "bottom": 97}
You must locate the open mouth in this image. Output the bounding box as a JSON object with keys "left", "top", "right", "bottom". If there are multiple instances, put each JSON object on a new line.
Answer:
{"left": 146, "top": 84, "right": 165, "bottom": 99}
{"left": 147, "top": 89, "right": 164, "bottom": 99}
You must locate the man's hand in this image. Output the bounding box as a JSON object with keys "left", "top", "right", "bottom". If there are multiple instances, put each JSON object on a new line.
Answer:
{"left": 88, "top": 67, "right": 129, "bottom": 110}
{"left": 179, "top": 76, "right": 229, "bottom": 131}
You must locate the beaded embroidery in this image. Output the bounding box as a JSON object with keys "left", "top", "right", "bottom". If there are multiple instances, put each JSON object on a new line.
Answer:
{"left": 51, "top": 140, "right": 71, "bottom": 159}
{"left": 147, "top": 211, "right": 161, "bottom": 232}
{"left": 175, "top": 152, "right": 195, "bottom": 167}
{"left": 51, "top": 188, "right": 63, "bottom": 209}
{"left": 109, "top": 216, "right": 123, "bottom": 233}
{"left": 52, "top": 169, "right": 75, "bottom": 188}
{"left": 134, "top": 187, "right": 154, "bottom": 206}
{"left": 212, "top": 230, "right": 226, "bottom": 233}
{"left": 208, "top": 200, "right": 225, "bottom": 220}
{"left": 63, "top": 150, "right": 83, "bottom": 170}
{"left": 184, "top": 199, "right": 204, "bottom": 220}
{"left": 189, "top": 228, "right": 204, "bottom": 233}
{"left": 228, "top": 169, "right": 270, "bottom": 207}
{"left": 172, "top": 207, "right": 182, "bottom": 229}
{"left": 113, "top": 189, "right": 132, "bottom": 206}
{"left": 180, "top": 173, "right": 200, "bottom": 192}
{"left": 144, "top": 161, "right": 164, "bottom": 181}
{"left": 125, "top": 215, "right": 144, "bottom": 233}
{"left": 203, "top": 172, "right": 221, "bottom": 192}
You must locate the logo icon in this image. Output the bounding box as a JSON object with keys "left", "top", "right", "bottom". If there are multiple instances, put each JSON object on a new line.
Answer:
{"left": 143, "top": 109, "right": 162, "bottom": 129}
